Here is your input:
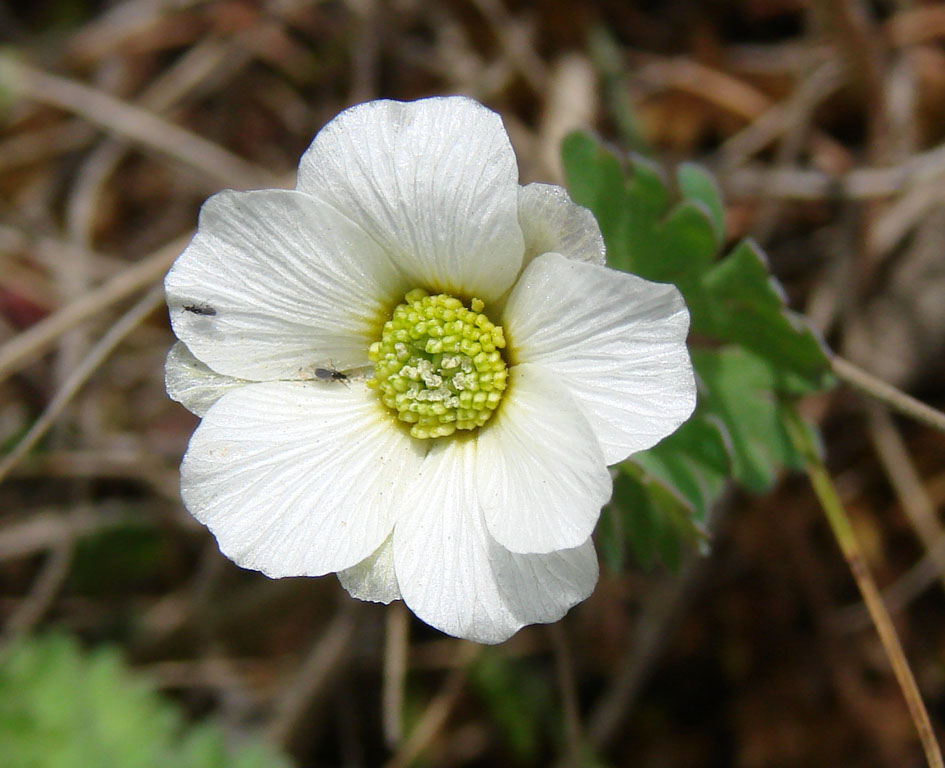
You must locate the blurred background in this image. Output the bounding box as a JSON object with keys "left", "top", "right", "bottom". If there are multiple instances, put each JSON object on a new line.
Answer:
{"left": 2, "top": 0, "right": 945, "bottom": 766}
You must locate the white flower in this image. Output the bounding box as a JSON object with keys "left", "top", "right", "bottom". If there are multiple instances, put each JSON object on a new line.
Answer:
{"left": 164, "top": 97, "right": 696, "bottom": 644}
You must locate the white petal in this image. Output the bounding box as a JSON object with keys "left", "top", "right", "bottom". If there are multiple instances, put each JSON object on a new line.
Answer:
{"left": 393, "top": 440, "right": 513, "bottom": 643}
{"left": 518, "top": 183, "right": 606, "bottom": 269}
{"left": 504, "top": 253, "right": 696, "bottom": 464}
{"left": 488, "top": 537, "right": 598, "bottom": 627}
{"left": 180, "top": 381, "right": 425, "bottom": 578}
{"left": 393, "top": 439, "right": 598, "bottom": 644}
{"left": 165, "top": 342, "right": 248, "bottom": 417}
{"left": 476, "top": 363, "right": 611, "bottom": 554}
{"left": 337, "top": 536, "right": 401, "bottom": 604}
{"left": 165, "top": 188, "right": 409, "bottom": 380}
{"left": 297, "top": 97, "right": 524, "bottom": 304}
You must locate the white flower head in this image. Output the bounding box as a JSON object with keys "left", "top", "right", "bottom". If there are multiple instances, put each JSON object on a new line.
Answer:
{"left": 164, "top": 97, "right": 696, "bottom": 644}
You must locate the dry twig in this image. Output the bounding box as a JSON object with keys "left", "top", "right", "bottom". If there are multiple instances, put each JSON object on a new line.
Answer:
{"left": 786, "top": 407, "right": 944, "bottom": 768}
{"left": 0, "top": 287, "right": 164, "bottom": 486}
{"left": 0, "top": 234, "right": 187, "bottom": 385}
{"left": 382, "top": 601, "right": 410, "bottom": 749}
{"left": 265, "top": 604, "right": 360, "bottom": 748}
{"left": 868, "top": 406, "right": 945, "bottom": 594}
{"left": 832, "top": 357, "right": 945, "bottom": 436}
{"left": 0, "top": 55, "right": 276, "bottom": 190}
{"left": 385, "top": 642, "right": 481, "bottom": 768}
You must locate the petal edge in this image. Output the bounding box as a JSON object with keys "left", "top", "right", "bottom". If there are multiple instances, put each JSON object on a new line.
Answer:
{"left": 504, "top": 253, "right": 696, "bottom": 464}
{"left": 181, "top": 381, "right": 424, "bottom": 578}
{"left": 297, "top": 97, "right": 524, "bottom": 303}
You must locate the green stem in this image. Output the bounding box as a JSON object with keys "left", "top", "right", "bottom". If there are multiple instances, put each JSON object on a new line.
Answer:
{"left": 785, "top": 406, "right": 943, "bottom": 768}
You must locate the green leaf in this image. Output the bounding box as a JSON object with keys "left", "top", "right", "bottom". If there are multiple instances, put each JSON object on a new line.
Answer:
{"left": 631, "top": 414, "right": 730, "bottom": 523}
{"left": 693, "top": 347, "right": 806, "bottom": 493}
{"left": 610, "top": 159, "right": 718, "bottom": 308}
{"left": 622, "top": 153, "right": 669, "bottom": 222}
{"left": 470, "top": 652, "right": 553, "bottom": 760}
{"left": 562, "top": 132, "right": 833, "bottom": 388}
{"left": 677, "top": 163, "right": 725, "bottom": 242}
{"left": 596, "top": 493, "right": 628, "bottom": 574}
{"left": 606, "top": 467, "right": 706, "bottom": 571}
{"left": 563, "top": 132, "right": 834, "bottom": 565}
{"left": 0, "top": 634, "right": 293, "bottom": 768}
{"left": 560, "top": 132, "right": 627, "bottom": 259}
{"left": 702, "top": 239, "right": 833, "bottom": 389}
{"left": 630, "top": 203, "right": 717, "bottom": 302}
{"left": 563, "top": 133, "right": 716, "bottom": 331}
{"left": 603, "top": 471, "right": 657, "bottom": 570}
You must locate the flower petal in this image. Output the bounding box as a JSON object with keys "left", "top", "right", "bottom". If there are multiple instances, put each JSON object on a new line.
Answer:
{"left": 165, "top": 188, "right": 409, "bottom": 380}
{"left": 165, "top": 342, "right": 248, "bottom": 417}
{"left": 393, "top": 440, "right": 513, "bottom": 643}
{"left": 476, "top": 363, "right": 611, "bottom": 554}
{"left": 297, "top": 97, "right": 524, "bottom": 303}
{"left": 518, "top": 183, "right": 605, "bottom": 269}
{"left": 488, "top": 537, "right": 598, "bottom": 628}
{"left": 180, "top": 381, "right": 425, "bottom": 578}
{"left": 337, "top": 536, "right": 401, "bottom": 604}
{"left": 393, "top": 439, "right": 599, "bottom": 644}
{"left": 504, "top": 253, "right": 696, "bottom": 464}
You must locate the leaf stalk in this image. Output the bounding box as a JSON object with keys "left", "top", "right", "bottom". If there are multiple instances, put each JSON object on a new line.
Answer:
{"left": 785, "top": 406, "right": 943, "bottom": 768}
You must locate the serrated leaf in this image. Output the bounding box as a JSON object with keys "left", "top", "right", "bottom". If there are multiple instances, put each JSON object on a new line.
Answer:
{"left": 0, "top": 634, "right": 293, "bottom": 768}
{"left": 623, "top": 153, "right": 669, "bottom": 220}
{"left": 470, "top": 652, "right": 552, "bottom": 760}
{"left": 693, "top": 347, "right": 806, "bottom": 493}
{"left": 564, "top": 131, "right": 833, "bottom": 564}
{"left": 596, "top": 495, "right": 628, "bottom": 574}
{"left": 563, "top": 133, "right": 718, "bottom": 329}
{"left": 631, "top": 200, "right": 717, "bottom": 299}
{"left": 606, "top": 158, "right": 717, "bottom": 304}
{"left": 563, "top": 133, "right": 833, "bottom": 389}
{"left": 702, "top": 239, "right": 832, "bottom": 389}
{"left": 604, "top": 471, "right": 658, "bottom": 570}
{"left": 677, "top": 163, "right": 725, "bottom": 242}
{"left": 631, "top": 414, "right": 730, "bottom": 523}
{"left": 607, "top": 468, "right": 706, "bottom": 571}
{"left": 561, "top": 132, "right": 627, "bottom": 257}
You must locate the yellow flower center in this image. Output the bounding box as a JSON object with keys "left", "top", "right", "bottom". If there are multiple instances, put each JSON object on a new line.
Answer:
{"left": 368, "top": 289, "right": 508, "bottom": 439}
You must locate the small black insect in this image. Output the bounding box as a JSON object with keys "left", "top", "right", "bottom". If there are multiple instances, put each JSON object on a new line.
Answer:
{"left": 314, "top": 366, "right": 348, "bottom": 383}
{"left": 183, "top": 304, "right": 217, "bottom": 316}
